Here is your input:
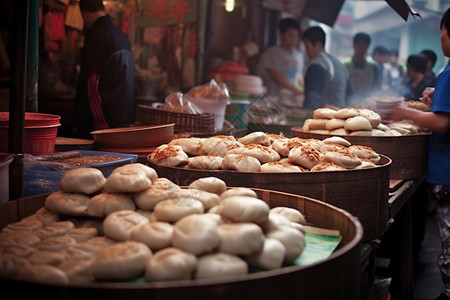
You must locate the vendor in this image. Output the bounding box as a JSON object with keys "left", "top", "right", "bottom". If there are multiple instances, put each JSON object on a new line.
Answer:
{"left": 256, "top": 18, "right": 305, "bottom": 98}
{"left": 72, "top": 0, "right": 135, "bottom": 139}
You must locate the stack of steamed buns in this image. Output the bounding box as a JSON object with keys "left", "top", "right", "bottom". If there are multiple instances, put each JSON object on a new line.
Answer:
{"left": 0, "top": 164, "right": 309, "bottom": 284}
{"left": 302, "top": 107, "right": 420, "bottom": 136}
{"left": 149, "top": 131, "right": 382, "bottom": 172}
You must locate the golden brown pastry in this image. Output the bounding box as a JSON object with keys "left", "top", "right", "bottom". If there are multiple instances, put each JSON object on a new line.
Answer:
{"left": 149, "top": 144, "right": 189, "bottom": 167}
{"left": 222, "top": 153, "right": 261, "bottom": 172}
{"left": 288, "top": 145, "right": 322, "bottom": 170}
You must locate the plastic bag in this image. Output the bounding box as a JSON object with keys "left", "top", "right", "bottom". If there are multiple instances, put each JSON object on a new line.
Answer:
{"left": 23, "top": 152, "right": 83, "bottom": 171}
{"left": 185, "top": 79, "right": 230, "bottom": 101}
{"left": 163, "top": 92, "right": 203, "bottom": 114}
{"left": 163, "top": 80, "right": 231, "bottom": 114}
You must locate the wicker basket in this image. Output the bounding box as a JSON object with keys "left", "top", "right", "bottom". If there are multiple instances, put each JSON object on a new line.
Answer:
{"left": 147, "top": 155, "right": 392, "bottom": 242}
{"left": 291, "top": 127, "right": 430, "bottom": 180}
{"left": 0, "top": 190, "right": 362, "bottom": 300}
{"left": 135, "top": 104, "right": 216, "bottom": 135}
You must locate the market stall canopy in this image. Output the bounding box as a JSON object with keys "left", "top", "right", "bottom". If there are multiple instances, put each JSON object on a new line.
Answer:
{"left": 262, "top": 0, "right": 420, "bottom": 26}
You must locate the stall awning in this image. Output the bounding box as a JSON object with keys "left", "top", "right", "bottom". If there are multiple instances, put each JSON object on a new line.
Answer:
{"left": 384, "top": 0, "right": 421, "bottom": 21}
{"left": 262, "top": 0, "right": 421, "bottom": 26}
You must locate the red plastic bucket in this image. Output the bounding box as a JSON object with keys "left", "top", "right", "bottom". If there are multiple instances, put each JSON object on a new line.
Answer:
{"left": 0, "top": 112, "right": 61, "bottom": 155}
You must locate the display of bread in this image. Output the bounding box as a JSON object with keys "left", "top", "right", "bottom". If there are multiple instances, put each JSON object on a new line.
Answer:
{"left": 149, "top": 131, "right": 383, "bottom": 172}
{"left": 0, "top": 164, "right": 313, "bottom": 284}
{"left": 302, "top": 107, "right": 421, "bottom": 136}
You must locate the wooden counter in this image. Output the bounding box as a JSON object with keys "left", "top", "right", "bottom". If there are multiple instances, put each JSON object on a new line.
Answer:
{"left": 362, "top": 176, "right": 426, "bottom": 300}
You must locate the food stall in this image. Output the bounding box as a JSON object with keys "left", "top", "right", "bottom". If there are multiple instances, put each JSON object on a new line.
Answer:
{"left": 0, "top": 0, "right": 437, "bottom": 299}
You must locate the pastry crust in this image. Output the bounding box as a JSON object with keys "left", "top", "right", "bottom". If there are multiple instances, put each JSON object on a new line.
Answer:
{"left": 222, "top": 153, "right": 261, "bottom": 172}
{"left": 149, "top": 144, "right": 189, "bottom": 167}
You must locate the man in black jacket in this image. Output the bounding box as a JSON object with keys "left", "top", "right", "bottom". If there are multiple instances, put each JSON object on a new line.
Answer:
{"left": 72, "top": 0, "right": 134, "bottom": 138}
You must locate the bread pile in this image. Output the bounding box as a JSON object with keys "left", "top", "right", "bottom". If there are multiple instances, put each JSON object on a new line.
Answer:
{"left": 302, "top": 107, "right": 420, "bottom": 136}
{"left": 0, "top": 164, "right": 309, "bottom": 284}
{"left": 149, "top": 131, "right": 382, "bottom": 172}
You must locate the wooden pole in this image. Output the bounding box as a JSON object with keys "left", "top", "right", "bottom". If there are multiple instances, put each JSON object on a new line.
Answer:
{"left": 9, "top": 0, "right": 30, "bottom": 200}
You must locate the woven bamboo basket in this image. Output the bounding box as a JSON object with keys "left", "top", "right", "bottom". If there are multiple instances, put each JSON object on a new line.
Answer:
{"left": 135, "top": 104, "right": 216, "bottom": 135}
{"left": 148, "top": 155, "right": 391, "bottom": 242}
{"left": 291, "top": 127, "right": 430, "bottom": 180}
{"left": 0, "top": 190, "right": 362, "bottom": 300}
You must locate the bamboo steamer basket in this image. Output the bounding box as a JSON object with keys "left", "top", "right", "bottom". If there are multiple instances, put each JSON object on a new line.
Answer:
{"left": 0, "top": 190, "right": 363, "bottom": 300}
{"left": 147, "top": 155, "right": 391, "bottom": 242}
{"left": 291, "top": 127, "right": 430, "bottom": 180}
